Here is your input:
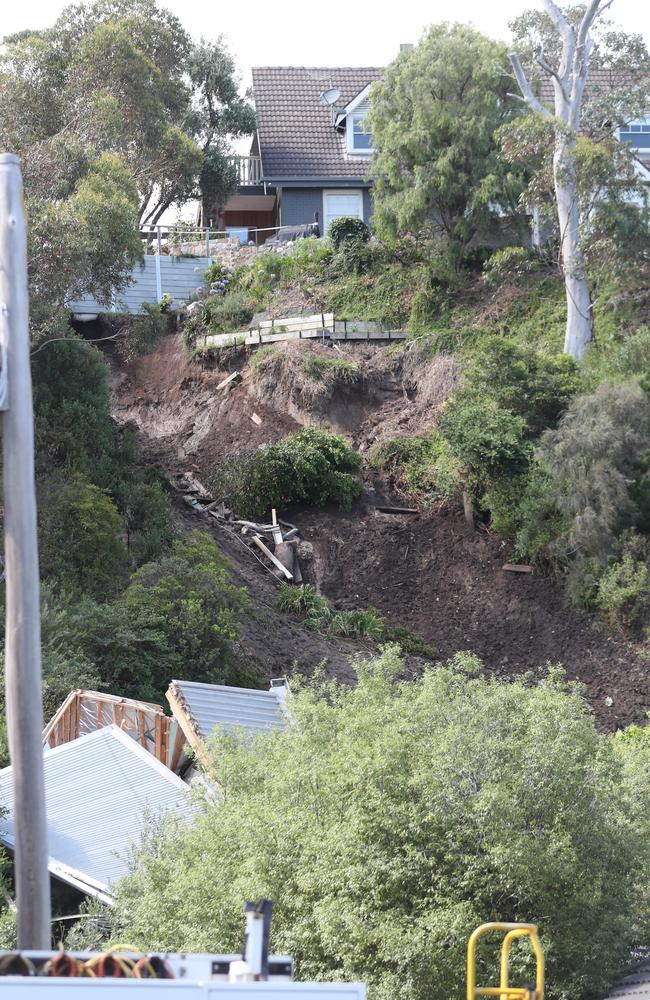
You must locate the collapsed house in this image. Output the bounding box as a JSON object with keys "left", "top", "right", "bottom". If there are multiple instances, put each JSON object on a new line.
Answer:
{"left": 0, "top": 725, "right": 190, "bottom": 902}
{"left": 0, "top": 678, "right": 290, "bottom": 902}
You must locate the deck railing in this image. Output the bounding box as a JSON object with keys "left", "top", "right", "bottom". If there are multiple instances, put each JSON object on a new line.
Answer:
{"left": 228, "top": 155, "right": 264, "bottom": 185}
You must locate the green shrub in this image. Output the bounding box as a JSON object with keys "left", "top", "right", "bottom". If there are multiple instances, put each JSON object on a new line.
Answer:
{"left": 209, "top": 429, "right": 363, "bottom": 519}
{"left": 203, "top": 290, "right": 256, "bottom": 333}
{"left": 439, "top": 399, "right": 530, "bottom": 479}
{"left": 113, "top": 649, "right": 650, "bottom": 1000}
{"left": 114, "top": 303, "right": 168, "bottom": 363}
{"left": 595, "top": 550, "right": 650, "bottom": 631}
{"left": 328, "top": 239, "right": 375, "bottom": 277}
{"left": 38, "top": 475, "right": 129, "bottom": 600}
{"left": 538, "top": 380, "right": 650, "bottom": 599}
{"left": 483, "top": 246, "right": 541, "bottom": 287}
{"left": 327, "top": 215, "right": 370, "bottom": 248}
{"left": 302, "top": 353, "right": 359, "bottom": 384}
{"left": 458, "top": 338, "right": 583, "bottom": 435}
{"left": 368, "top": 431, "right": 460, "bottom": 501}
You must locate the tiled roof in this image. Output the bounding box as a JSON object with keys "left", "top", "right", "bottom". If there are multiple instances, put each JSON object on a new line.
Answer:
{"left": 537, "top": 66, "right": 634, "bottom": 105}
{"left": 252, "top": 66, "right": 383, "bottom": 181}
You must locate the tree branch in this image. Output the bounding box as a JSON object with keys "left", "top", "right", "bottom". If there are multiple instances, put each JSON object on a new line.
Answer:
{"left": 536, "top": 47, "right": 570, "bottom": 102}
{"left": 508, "top": 53, "right": 553, "bottom": 117}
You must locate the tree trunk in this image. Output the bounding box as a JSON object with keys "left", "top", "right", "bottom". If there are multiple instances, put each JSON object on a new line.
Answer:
{"left": 554, "top": 135, "right": 593, "bottom": 360}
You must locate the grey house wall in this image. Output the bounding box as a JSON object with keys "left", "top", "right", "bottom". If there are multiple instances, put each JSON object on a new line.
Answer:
{"left": 280, "top": 187, "right": 373, "bottom": 232}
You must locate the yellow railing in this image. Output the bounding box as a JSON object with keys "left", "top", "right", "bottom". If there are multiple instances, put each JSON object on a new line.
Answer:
{"left": 467, "top": 923, "right": 544, "bottom": 1000}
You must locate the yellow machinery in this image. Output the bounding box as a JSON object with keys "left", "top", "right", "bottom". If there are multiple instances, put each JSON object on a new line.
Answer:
{"left": 467, "top": 923, "right": 544, "bottom": 1000}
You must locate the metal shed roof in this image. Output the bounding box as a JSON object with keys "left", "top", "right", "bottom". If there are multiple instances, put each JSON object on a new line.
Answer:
{"left": 168, "top": 680, "right": 287, "bottom": 745}
{"left": 0, "top": 725, "right": 190, "bottom": 902}
{"left": 604, "top": 961, "right": 650, "bottom": 1000}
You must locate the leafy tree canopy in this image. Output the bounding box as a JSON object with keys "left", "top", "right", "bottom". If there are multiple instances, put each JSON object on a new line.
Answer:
{"left": 369, "top": 23, "right": 526, "bottom": 250}
{"left": 111, "top": 648, "right": 650, "bottom": 1000}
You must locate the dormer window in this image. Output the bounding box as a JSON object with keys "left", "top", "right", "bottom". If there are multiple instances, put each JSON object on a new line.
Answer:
{"left": 336, "top": 85, "right": 375, "bottom": 155}
{"left": 349, "top": 111, "right": 373, "bottom": 152}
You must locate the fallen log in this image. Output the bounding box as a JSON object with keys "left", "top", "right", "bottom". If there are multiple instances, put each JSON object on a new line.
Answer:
{"left": 502, "top": 563, "right": 534, "bottom": 574}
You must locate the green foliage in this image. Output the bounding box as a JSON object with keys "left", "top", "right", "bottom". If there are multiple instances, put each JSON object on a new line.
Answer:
{"left": 38, "top": 475, "right": 129, "bottom": 600}
{"left": 483, "top": 246, "right": 543, "bottom": 288}
{"left": 370, "top": 24, "right": 525, "bottom": 248}
{"left": 250, "top": 345, "right": 275, "bottom": 372}
{"left": 277, "top": 585, "right": 436, "bottom": 655}
{"left": 594, "top": 549, "right": 650, "bottom": 632}
{"left": 112, "top": 650, "right": 650, "bottom": 1000}
{"left": 202, "top": 290, "right": 256, "bottom": 333}
{"left": 368, "top": 431, "right": 460, "bottom": 501}
{"left": 327, "top": 216, "right": 370, "bottom": 248}
{"left": 537, "top": 380, "right": 650, "bottom": 599}
{"left": 38, "top": 533, "right": 257, "bottom": 705}
{"left": 439, "top": 398, "right": 530, "bottom": 478}
{"left": 327, "top": 239, "right": 376, "bottom": 278}
{"left": 209, "top": 429, "right": 363, "bottom": 520}
{"left": 114, "top": 302, "right": 168, "bottom": 363}
{"left": 301, "top": 353, "right": 359, "bottom": 385}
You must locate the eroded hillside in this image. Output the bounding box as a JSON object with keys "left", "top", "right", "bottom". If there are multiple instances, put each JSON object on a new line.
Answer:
{"left": 108, "top": 329, "right": 650, "bottom": 729}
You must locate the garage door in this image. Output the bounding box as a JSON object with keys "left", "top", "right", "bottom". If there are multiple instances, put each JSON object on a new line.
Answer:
{"left": 323, "top": 191, "right": 364, "bottom": 233}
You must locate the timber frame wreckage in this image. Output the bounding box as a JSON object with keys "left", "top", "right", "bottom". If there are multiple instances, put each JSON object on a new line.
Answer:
{"left": 0, "top": 678, "right": 291, "bottom": 903}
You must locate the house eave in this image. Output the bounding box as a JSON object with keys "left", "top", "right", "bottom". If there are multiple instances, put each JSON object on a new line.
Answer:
{"left": 264, "top": 176, "right": 373, "bottom": 187}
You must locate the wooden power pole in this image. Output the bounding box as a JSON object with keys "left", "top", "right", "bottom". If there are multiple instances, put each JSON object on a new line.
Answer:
{"left": 0, "top": 153, "right": 51, "bottom": 948}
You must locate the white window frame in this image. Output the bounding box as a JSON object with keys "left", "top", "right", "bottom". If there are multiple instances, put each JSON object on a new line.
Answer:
{"left": 337, "top": 84, "right": 374, "bottom": 155}
{"left": 617, "top": 117, "right": 650, "bottom": 152}
{"left": 322, "top": 189, "right": 365, "bottom": 234}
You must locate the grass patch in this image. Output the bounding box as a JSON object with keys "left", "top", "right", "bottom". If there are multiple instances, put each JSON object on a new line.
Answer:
{"left": 277, "top": 583, "right": 437, "bottom": 657}
{"left": 302, "top": 352, "right": 359, "bottom": 384}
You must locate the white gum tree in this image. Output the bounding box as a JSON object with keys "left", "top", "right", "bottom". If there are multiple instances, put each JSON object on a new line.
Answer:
{"left": 509, "top": 0, "right": 614, "bottom": 361}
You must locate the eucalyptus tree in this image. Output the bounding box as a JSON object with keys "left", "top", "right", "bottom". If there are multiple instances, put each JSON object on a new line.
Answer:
{"left": 508, "top": 1, "right": 650, "bottom": 360}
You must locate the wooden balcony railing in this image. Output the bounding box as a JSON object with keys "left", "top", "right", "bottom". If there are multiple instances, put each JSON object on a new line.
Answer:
{"left": 228, "top": 155, "right": 263, "bottom": 185}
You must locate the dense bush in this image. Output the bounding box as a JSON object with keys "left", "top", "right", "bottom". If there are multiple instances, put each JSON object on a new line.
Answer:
{"left": 537, "top": 380, "right": 650, "bottom": 600}
{"left": 483, "top": 246, "right": 542, "bottom": 287}
{"left": 111, "top": 649, "right": 650, "bottom": 1000}
{"left": 209, "top": 428, "right": 363, "bottom": 519}
{"left": 38, "top": 476, "right": 130, "bottom": 600}
{"left": 38, "top": 533, "right": 258, "bottom": 705}
{"left": 594, "top": 547, "right": 650, "bottom": 632}
{"left": 327, "top": 216, "right": 370, "bottom": 248}
{"left": 202, "top": 290, "right": 256, "bottom": 333}
{"left": 368, "top": 431, "right": 460, "bottom": 501}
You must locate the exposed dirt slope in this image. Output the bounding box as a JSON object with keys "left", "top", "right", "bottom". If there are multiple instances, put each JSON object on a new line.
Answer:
{"left": 293, "top": 499, "right": 650, "bottom": 730}
{"left": 110, "top": 331, "right": 650, "bottom": 729}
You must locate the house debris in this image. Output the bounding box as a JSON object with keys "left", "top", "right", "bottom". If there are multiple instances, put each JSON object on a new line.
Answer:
{"left": 166, "top": 678, "right": 290, "bottom": 771}
{"left": 173, "top": 471, "right": 303, "bottom": 583}
{"left": 0, "top": 726, "right": 191, "bottom": 903}
{"left": 42, "top": 689, "right": 188, "bottom": 775}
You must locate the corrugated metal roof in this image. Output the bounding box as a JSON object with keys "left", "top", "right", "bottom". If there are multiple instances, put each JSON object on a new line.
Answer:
{"left": 605, "top": 962, "right": 650, "bottom": 999}
{"left": 0, "top": 726, "right": 190, "bottom": 900}
{"left": 171, "top": 680, "right": 287, "bottom": 743}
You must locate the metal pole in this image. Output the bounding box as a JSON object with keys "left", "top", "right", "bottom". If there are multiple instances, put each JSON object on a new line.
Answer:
{"left": 0, "top": 153, "right": 51, "bottom": 948}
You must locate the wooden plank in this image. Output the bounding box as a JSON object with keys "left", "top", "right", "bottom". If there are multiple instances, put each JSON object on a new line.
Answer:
{"left": 250, "top": 535, "right": 293, "bottom": 580}
{"left": 169, "top": 721, "right": 187, "bottom": 774}
{"left": 375, "top": 506, "right": 419, "bottom": 515}
{"left": 166, "top": 684, "right": 212, "bottom": 773}
{"left": 216, "top": 371, "right": 240, "bottom": 391}
{"left": 250, "top": 412, "right": 262, "bottom": 426}
{"left": 138, "top": 710, "right": 148, "bottom": 750}
{"left": 502, "top": 563, "right": 534, "bottom": 574}
{"left": 154, "top": 714, "right": 163, "bottom": 762}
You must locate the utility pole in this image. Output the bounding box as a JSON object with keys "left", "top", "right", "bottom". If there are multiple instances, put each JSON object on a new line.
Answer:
{"left": 0, "top": 153, "right": 51, "bottom": 948}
